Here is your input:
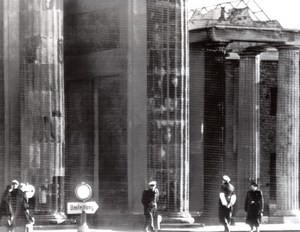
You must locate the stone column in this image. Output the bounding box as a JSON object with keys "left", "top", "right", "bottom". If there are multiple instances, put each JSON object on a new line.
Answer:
{"left": 189, "top": 43, "right": 205, "bottom": 214}
{"left": 275, "top": 46, "right": 300, "bottom": 219}
{"left": 3, "top": 0, "right": 21, "bottom": 184}
{"left": 147, "top": 0, "right": 193, "bottom": 223}
{"left": 127, "top": 0, "right": 147, "bottom": 213}
{"left": 202, "top": 42, "right": 228, "bottom": 219}
{"left": 237, "top": 51, "right": 261, "bottom": 215}
{"left": 20, "top": 0, "right": 65, "bottom": 222}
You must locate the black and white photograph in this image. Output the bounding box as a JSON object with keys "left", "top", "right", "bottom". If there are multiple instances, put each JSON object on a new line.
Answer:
{"left": 0, "top": 0, "right": 300, "bottom": 232}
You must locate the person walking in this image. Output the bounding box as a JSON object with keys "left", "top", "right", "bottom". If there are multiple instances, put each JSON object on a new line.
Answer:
{"left": 219, "top": 175, "right": 236, "bottom": 232}
{"left": 244, "top": 181, "right": 264, "bottom": 232}
{"left": 141, "top": 181, "right": 159, "bottom": 232}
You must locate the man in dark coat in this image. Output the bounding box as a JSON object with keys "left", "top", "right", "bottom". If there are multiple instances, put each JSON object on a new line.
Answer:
{"left": 141, "top": 181, "right": 159, "bottom": 232}
{"left": 0, "top": 184, "right": 13, "bottom": 226}
{"left": 219, "top": 175, "right": 236, "bottom": 232}
{"left": 10, "top": 181, "right": 34, "bottom": 232}
{"left": 244, "top": 181, "right": 264, "bottom": 232}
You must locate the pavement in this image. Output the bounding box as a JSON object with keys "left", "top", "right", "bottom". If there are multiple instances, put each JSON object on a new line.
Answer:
{"left": 30, "top": 222, "right": 300, "bottom": 232}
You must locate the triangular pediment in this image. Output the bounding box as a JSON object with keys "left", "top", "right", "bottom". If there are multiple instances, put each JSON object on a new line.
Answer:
{"left": 189, "top": 0, "right": 282, "bottom": 30}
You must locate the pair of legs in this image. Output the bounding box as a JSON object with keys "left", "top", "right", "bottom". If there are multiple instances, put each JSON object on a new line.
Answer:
{"left": 246, "top": 215, "right": 261, "bottom": 232}
{"left": 219, "top": 206, "right": 233, "bottom": 232}
{"left": 144, "top": 209, "right": 158, "bottom": 232}
{"left": 249, "top": 224, "right": 260, "bottom": 232}
{"left": 248, "top": 221, "right": 260, "bottom": 232}
{"left": 219, "top": 204, "right": 234, "bottom": 232}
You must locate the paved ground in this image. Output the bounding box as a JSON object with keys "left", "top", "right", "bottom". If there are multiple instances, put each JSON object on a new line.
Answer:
{"left": 30, "top": 222, "right": 300, "bottom": 232}
{"left": 160, "top": 223, "right": 300, "bottom": 231}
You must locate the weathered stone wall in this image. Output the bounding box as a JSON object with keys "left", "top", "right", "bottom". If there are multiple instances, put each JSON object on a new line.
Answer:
{"left": 260, "top": 60, "right": 278, "bottom": 214}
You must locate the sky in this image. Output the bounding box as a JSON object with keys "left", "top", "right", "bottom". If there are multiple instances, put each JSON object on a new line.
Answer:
{"left": 188, "top": 0, "right": 300, "bottom": 29}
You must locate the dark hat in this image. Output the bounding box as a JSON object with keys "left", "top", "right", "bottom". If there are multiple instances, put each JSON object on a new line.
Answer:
{"left": 249, "top": 178, "right": 257, "bottom": 187}
{"left": 250, "top": 181, "right": 258, "bottom": 187}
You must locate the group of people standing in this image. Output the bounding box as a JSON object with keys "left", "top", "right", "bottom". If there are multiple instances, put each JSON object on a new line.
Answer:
{"left": 219, "top": 175, "right": 264, "bottom": 232}
{"left": 141, "top": 176, "right": 264, "bottom": 232}
{"left": 0, "top": 180, "right": 34, "bottom": 232}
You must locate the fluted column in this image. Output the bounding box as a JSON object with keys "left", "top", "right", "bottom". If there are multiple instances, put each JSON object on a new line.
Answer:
{"left": 275, "top": 46, "right": 300, "bottom": 217}
{"left": 237, "top": 51, "right": 261, "bottom": 215}
{"left": 20, "top": 0, "right": 65, "bottom": 222}
{"left": 206, "top": 42, "right": 230, "bottom": 220}
{"left": 147, "top": 0, "right": 193, "bottom": 223}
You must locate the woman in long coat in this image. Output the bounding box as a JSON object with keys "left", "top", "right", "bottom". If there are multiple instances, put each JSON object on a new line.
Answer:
{"left": 244, "top": 181, "right": 264, "bottom": 232}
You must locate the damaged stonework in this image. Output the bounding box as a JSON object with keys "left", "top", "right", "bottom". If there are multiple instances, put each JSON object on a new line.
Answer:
{"left": 189, "top": 1, "right": 282, "bottom": 30}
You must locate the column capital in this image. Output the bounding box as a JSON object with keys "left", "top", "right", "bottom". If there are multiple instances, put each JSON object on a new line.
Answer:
{"left": 194, "top": 41, "right": 230, "bottom": 54}
{"left": 205, "top": 41, "right": 230, "bottom": 48}
{"left": 239, "top": 47, "right": 264, "bottom": 57}
{"left": 276, "top": 44, "right": 300, "bottom": 51}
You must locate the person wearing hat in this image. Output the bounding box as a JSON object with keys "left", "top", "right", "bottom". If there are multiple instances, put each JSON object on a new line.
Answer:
{"left": 244, "top": 180, "right": 264, "bottom": 232}
{"left": 219, "top": 175, "right": 236, "bottom": 232}
{"left": 141, "top": 181, "right": 159, "bottom": 232}
{"left": 0, "top": 184, "right": 13, "bottom": 227}
{"left": 10, "top": 181, "right": 34, "bottom": 232}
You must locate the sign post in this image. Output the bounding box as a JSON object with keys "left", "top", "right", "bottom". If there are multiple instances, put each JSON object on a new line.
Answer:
{"left": 67, "top": 201, "right": 99, "bottom": 214}
{"left": 73, "top": 182, "right": 97, "bottom": 232}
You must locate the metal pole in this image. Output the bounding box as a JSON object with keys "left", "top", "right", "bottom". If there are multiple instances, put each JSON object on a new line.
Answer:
{"left": 78, "top": 209, "right": 89, "bottom": 232}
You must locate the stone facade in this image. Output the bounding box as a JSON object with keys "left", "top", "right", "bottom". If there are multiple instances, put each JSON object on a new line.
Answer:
{"left": 0, "top": 0, "right": 191, "bottom": 226}
{"left": 1, "top": 0, "right": 300, "bottom": 228}
{"left": 189, "top": 4, "right": 300, "bottom": 223}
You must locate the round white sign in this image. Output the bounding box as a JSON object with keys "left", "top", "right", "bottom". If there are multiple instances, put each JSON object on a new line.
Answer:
{"left": 22, "top": 184, "right": 35, "bottom": 199}
{"left": 75, "top": 182, "right": 92, "bottom": 201}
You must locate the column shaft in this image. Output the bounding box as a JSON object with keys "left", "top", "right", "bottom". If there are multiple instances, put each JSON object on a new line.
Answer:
{"left": 3, "top": 0, "right": 21, "bottom": 184}
{"left": 147, "top": 0, "right": 193, "bottom": 223}
{"left": 202, "top": 42, "right": 227, "bottom": 219}
{"left": 237, "top": 52, "right": 261, "bottom": 214}
{"left": 20, "top": 0, "right": 65, "bottom": 220}
{"left": 127, "top": 0, "right": 147, "bottom": 212}
{"left": 276, "top": 47, "right": 300, "bottom": 216}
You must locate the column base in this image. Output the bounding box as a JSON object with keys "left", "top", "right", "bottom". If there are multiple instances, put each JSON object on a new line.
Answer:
{"left": 34, "top": 212, "right": 67, "bottom": 225}
{"left": 269, "top": 210, "right": 300, "bottom": 223}
{"left": 160, "top": 211, "right": 195, "bottom": 224}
